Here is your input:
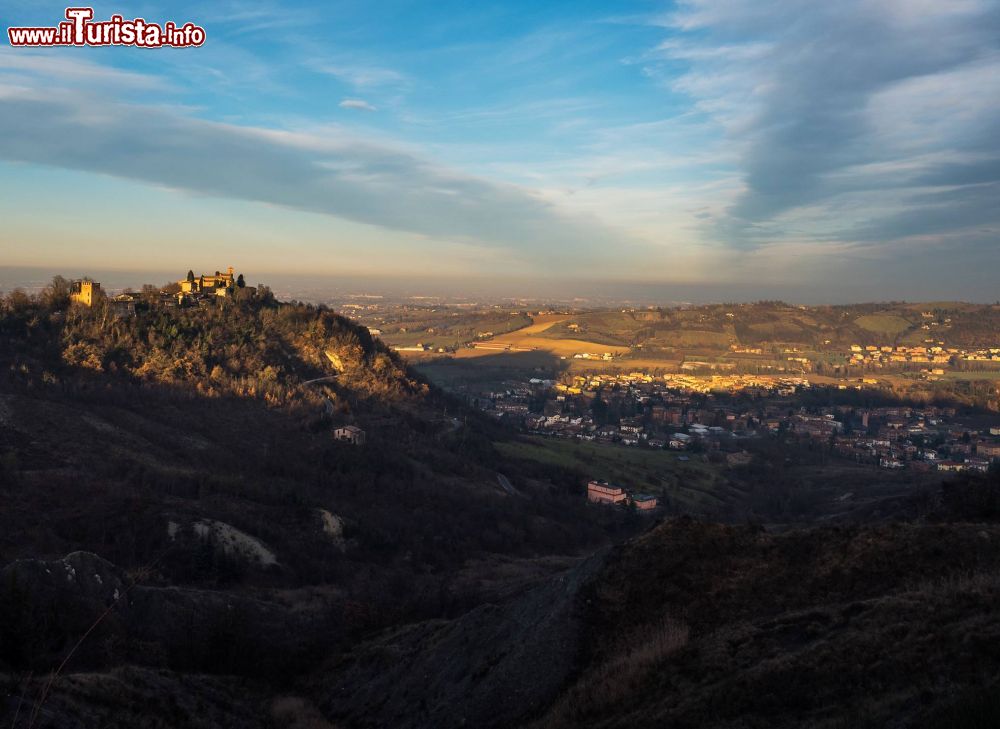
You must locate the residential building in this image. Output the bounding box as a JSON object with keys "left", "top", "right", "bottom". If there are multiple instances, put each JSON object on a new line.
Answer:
{"left": 587, "top": 480, "right": 628, "bottom": 505}
{"left": 632, "top": 494, "right": 658, "bottom": 511}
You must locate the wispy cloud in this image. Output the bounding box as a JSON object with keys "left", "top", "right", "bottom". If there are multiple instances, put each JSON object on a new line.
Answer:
{"left": 655, "top": 0, "right": 1000, "bottom": 253}
{"left": 0, "top": 51, "right": 163, "bottom": 90}
{"left": 319, "top": 64, "right": 407, "bottom": 90}
{"left": 339, "top": 98, "right": 377, "bottom": 112}
{"left": 0, "top": 60, "right": 633, "bottom": 273}
{"left": 196, "top": 0, "right": 317, "bottom": 37}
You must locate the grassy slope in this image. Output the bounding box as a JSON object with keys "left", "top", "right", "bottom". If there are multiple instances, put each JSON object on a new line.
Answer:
{"left": 496, "top": 437, "right": 729, "bottom": 512}
{"left": 854, "top": 313, "right": 913, "bottom": 336}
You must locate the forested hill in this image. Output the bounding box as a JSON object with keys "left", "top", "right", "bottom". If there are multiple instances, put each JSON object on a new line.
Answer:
{"left": 0, "top": 278, "right": 615, "bottom": 576}
{"left": 0, "top": 279, "right": 624, "bottom": 727}
{"left": 2, "top": 280, "right": 423, "bottom": 411}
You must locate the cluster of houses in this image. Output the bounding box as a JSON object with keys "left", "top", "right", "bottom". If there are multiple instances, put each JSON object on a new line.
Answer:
{"left": 472, "top": 373, "right": 1000, "bottom": 474}
{"left": 549, "top": 371, "right": 811, "bottom": 397}
{"left": 846, "top": 343, "right": 1000, "bottom": 368}
{"left": 830, "top": 412, "right": 1000, "bottom": 472}
{"left": 472, "top": 373, "right": 813, "bottom": 450}
{"left": 586, "top": 480, "right": 658, "bottom": 512}
{"left": 572, "top": 351, "right": 617, "bottom": 361}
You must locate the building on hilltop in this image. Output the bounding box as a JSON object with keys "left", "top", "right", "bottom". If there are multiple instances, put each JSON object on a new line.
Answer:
{"left": 109, "top": 293, "right": 139, "bottom": 318}
{"left": 69, "top": 280, "right": 101, "bottom": 307}
{"left": 175, "top": 267, "right": 256, "bottom": 306}
{"left": 179, "top": 266, "right": 237, "bottom": 296}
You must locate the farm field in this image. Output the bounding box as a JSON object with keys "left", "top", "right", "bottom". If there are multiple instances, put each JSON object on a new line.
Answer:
{"left": 509, "top": 313, "right": 569, "bottom": 335}
{"left": 457, "top": 313, "right": 631, "bottom": 359}
{"left": 940, "top": 370, "right": 1000, "bottom": 381}
{"left": 456, "top": 338, "right": 630, "bottom": 358}
{"left": 379, "top": 302, "right": 1000, "bottom": 365}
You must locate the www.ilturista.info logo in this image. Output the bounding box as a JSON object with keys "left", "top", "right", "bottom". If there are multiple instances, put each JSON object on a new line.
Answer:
{"left": 7, "top": 7, "right": 206, "bottom": 48}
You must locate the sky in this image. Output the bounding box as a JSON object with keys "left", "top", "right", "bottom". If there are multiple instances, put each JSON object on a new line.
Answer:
{"left": 0, "top": 0, "right": 998, "bottom": 301}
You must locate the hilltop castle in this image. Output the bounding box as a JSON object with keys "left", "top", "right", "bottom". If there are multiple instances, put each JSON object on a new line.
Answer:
{"left": 66, "top": 268, "right": 251, "bottom": 311}
{"left": 179, "top": 266, "right": 239, "bottom": 297}
{"left": 69, "top": 279, "right": 101, "bottom": 306}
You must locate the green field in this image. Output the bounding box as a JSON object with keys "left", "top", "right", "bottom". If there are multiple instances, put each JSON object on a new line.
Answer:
{"left": 647, "top": 329, "right": 733, "bottom": 347}
{"left": 382, "top": 331, "right": 468, "bottom": 350}
{"left": 747, "top": 321, "right": 808, "bottom": 339}
{"left": 940, "top": 370, "right": 1000, "bottom": 381}
{"left": 497, "top": 436, "right": 735, "bottom": 513}
{"left": 854, "top": 314, "right": 912, "bottom": 336}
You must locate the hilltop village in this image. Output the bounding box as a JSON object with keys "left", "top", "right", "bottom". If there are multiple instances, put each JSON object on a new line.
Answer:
{"left": 68, "top": 267, "right": 258, "bottom": 314}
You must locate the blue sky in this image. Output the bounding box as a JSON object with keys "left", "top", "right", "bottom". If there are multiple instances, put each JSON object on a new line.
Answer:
{"left": 1, "top": 0, "right": 998, "bottom": 300}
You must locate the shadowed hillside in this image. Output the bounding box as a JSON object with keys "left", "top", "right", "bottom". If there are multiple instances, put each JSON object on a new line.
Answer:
{"left": 544, "top": 514, "right": 1000, "bottom": 728}
{"left": 311, "top": 503, "right": 1000, "bottom": 729}
{"left": 2, "top": 279, "right": 999, "bottom": 728}
{"left": 0, "top": 279, "right": 625, "bottom": 727}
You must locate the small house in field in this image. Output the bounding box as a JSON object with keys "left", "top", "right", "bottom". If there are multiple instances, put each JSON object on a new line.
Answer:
{"left": 333, "top": 425, "right": 366, "bottom": 445}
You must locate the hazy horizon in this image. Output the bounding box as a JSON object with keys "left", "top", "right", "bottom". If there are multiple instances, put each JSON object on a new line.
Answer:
{"left": 2, "top": 265, "right": 997, "bottom": 307}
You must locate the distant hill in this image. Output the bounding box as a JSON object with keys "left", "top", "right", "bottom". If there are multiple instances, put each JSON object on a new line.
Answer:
{"left": 533, "top": 301, "right": 1000, "bottom": 349}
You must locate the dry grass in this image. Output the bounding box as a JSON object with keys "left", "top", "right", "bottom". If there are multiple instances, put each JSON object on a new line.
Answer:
{"left": 535, "top": 619, "right": 690, "bottom": 728}
{"left": 514, "top": 314, "right": 572, "bottom": 335}
{"left": 270, "top": 696, "right": 339, "bottom": 729}
{"left": 456, "top": 336, "right": 629, "bottom": 358}
{"left": 903, "top": 568, "right": 1000, "bottom": 600}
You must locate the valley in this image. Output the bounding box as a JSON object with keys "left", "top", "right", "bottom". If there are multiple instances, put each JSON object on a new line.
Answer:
{"left": 1, "top": 278, "right": 999, "bottom": 728}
